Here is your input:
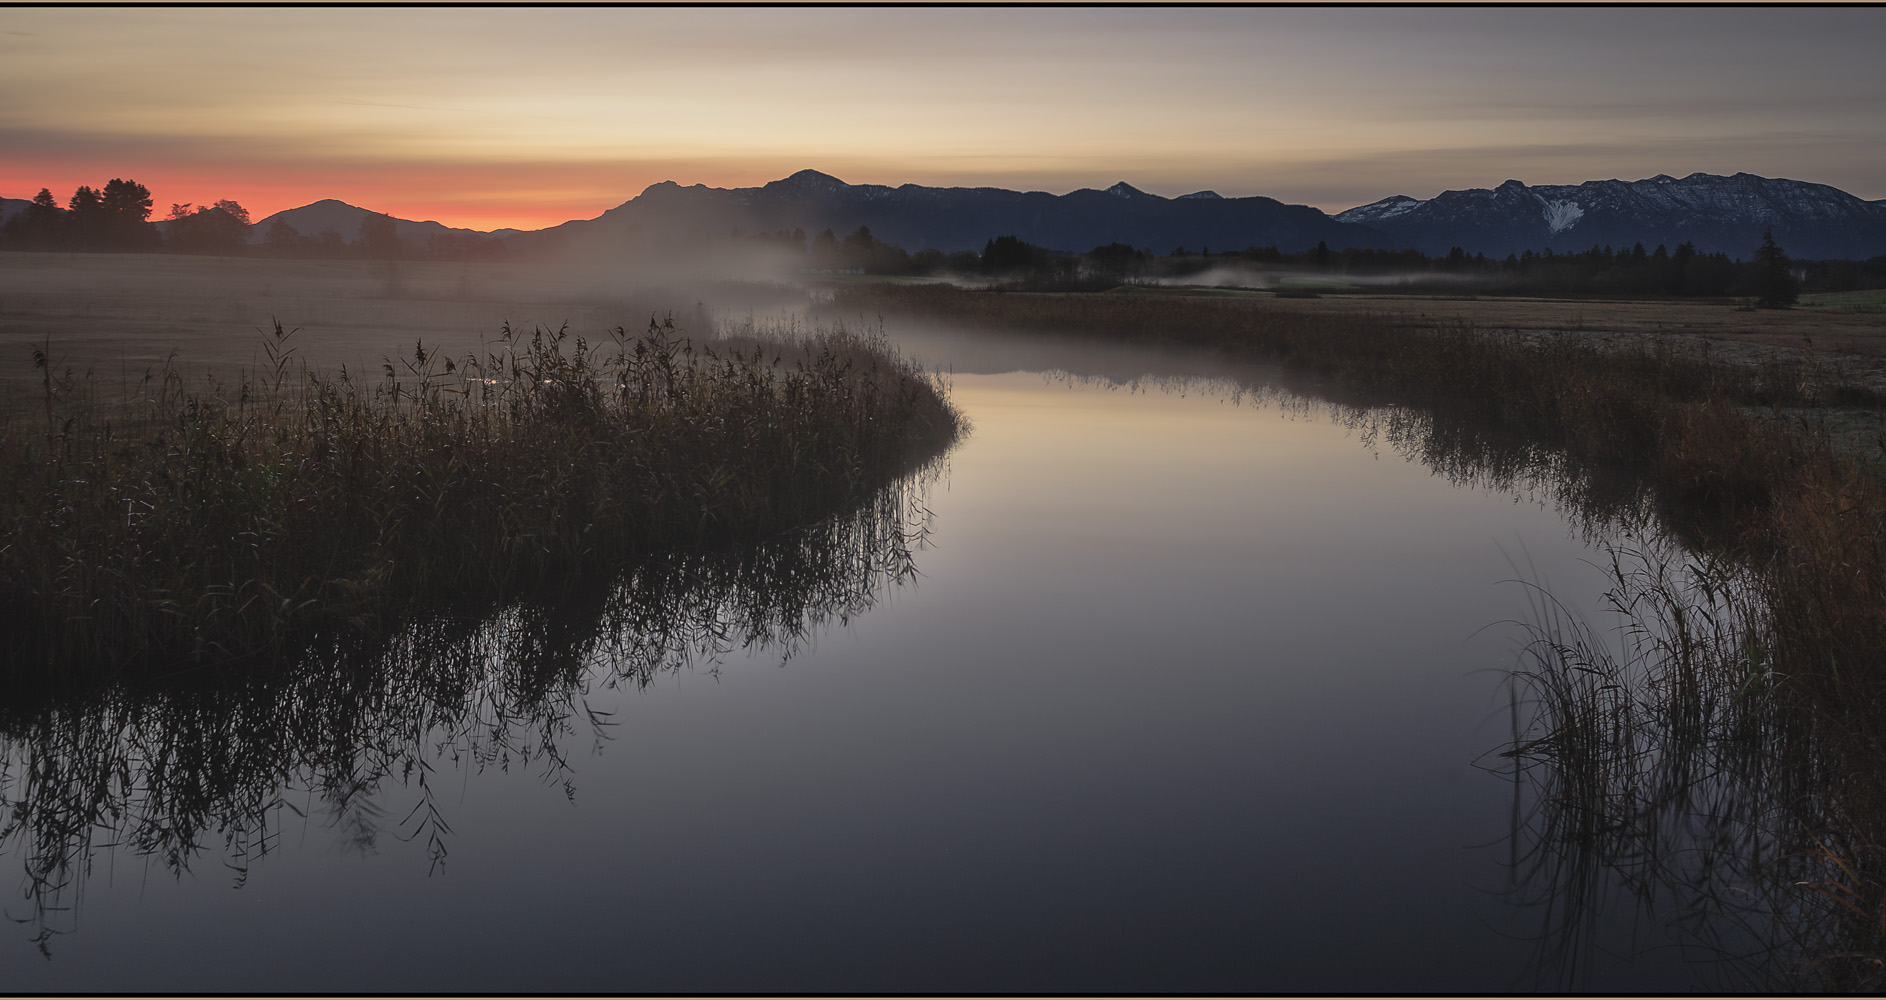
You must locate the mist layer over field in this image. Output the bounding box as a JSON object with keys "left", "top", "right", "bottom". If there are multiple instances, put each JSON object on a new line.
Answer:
{"left": 0, "top": 252, "right": 813, "bottom": 402}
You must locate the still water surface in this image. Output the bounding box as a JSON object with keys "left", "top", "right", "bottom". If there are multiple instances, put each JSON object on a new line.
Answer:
{"left": 1, "top": 326, "right": 1714, "bottom": 990}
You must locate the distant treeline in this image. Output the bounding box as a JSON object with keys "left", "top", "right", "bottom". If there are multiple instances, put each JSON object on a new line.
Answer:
{"left": 0, "top": 179, "right": 508, "bottom": 261}
{"left": 795, "top": 227, "right": 1880, "bottom": 304}
{"left": 1179, "top": 237, "right": 1886, "bottom": 302}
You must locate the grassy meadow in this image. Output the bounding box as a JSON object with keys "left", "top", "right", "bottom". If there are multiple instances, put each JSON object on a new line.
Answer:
{"left": 0, "top": 250, "right": 808, "bottom": 399}
{"left": 1104, "top": 283, "right": 1886, "bottom": 356}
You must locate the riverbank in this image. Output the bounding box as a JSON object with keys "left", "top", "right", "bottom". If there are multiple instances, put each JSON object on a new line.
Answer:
{"left": 833, "top": 286, "right": 1886, "bottom": 701}
{"left": 830, "top": 282, "right": 1886, "bottom": 983}
{"left": 0, "top": 318, "right": 960, "bottom": 677}
{"left": 830, "top": 283, "right": 1886, "bottom": 723}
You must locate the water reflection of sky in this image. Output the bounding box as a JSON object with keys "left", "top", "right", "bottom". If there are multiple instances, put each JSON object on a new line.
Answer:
{"left": 2, "top": 331, "right": 1708, "bottom": 991}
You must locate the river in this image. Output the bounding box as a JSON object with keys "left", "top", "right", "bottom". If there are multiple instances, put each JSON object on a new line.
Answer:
{"left": 0, "top": 317, "right": 1739, "bottom": 991}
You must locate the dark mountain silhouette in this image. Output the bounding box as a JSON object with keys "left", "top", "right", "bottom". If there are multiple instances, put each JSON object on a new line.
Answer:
{"left": 0, "top": 196, "right": 31, "bottom": 228}
{"left": 244, "top": 199, "right": 526, "bottom": 245}
{"left": 14, "top": 169, "right": 1884, "bottom": 261}
{"left": 1336, "top": 172, "right": 1886, "bottom": 260}
{"left": 513, "top": 169, "right": 1397, "bottom": 255}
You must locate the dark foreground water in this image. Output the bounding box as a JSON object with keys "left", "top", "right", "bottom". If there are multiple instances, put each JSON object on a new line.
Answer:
{"left": 0, "top": 325, "right": 1747, "bottom": 991}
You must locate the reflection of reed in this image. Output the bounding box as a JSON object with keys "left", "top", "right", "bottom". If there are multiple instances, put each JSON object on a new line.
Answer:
{"left": 0, "top": 468, "right": 937, "bottom": 955}
{"left": 1492, "top": 529, "right": 1884, "bottom": 991}
{"left": 1032, "top": 364, "right": 1886, "bottom": 988}
{"left": 1375, "top": 376, "right": 1886, "bottom": 989}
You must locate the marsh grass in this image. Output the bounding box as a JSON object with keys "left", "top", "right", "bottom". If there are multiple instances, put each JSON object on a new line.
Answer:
{"left": 0, "top": 470, "right": 937, "bottom": 954}
{"left": 0, "top": 316, "right": 959, "bottom": 678}
{"left": 1498, "top": 531, "right": 1886, "bottom": 990}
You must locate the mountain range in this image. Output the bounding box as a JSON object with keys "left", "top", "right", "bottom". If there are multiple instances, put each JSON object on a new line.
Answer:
{"left": 508, "top": 170, "right": 1388, "bottom": 258}
{"left": 9, "top": 170, "right": 1886, "bottom": 260}
{"left": 1336, "top": 172, "right": 1886, "bottom": 260}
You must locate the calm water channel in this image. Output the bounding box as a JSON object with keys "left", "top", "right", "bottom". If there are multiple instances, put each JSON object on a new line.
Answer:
{"left": 0, "top": 322, "right": 1740, "bottom": 991}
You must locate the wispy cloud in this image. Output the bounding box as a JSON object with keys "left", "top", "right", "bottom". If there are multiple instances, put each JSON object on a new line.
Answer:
{"left": 2, "top": 7, "right": 1880, "bottom": 228}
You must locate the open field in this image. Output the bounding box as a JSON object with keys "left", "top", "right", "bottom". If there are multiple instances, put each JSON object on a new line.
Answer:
{"left": 0, "top": 251, "right": 805, "bottom": 402}
{"left": 1125, "top": 285, "right": 1886, "bottom": 356}
{"left": 11, "top": 252, "right": 1885, "bottom": 399}
{"left": 1801, "top": 288, "right": 1886, "bottom": 314}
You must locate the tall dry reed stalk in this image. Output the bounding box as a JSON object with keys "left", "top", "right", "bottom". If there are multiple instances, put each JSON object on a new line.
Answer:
{"left": 0, "top": 316, "right": 960, "bottom": 677}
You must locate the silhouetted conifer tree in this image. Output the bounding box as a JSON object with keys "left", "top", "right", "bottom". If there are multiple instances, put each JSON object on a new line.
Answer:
{"left": 165, "top": 199, "right": 251, "bottom": 255}
{"left": 981, "top": 235, "right": 1048, "bottom": 274}
{"left": 358, "top": 212, "right": 401, "bottom": 259}
{"left": 810, "top": 227, "right": 841, "bottom": 269}
{"left": 2, "top": 188, "right": 65, "bottom": 249}
{"left": 1753, "top": 228, "right": 1798, "bottom": 308}
{"left": 99, "top": 178, "right": 157, "bottom": 249}
{"left": 264, "top": 219, "right": 308, "bottom": 257}
{"left": 67, "top": 185, "right": 103, "bottom": 247}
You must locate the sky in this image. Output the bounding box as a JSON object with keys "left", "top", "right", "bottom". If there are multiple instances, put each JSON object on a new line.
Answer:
{"left": 3, "top": 6, "right": 1883, "bottom": 232}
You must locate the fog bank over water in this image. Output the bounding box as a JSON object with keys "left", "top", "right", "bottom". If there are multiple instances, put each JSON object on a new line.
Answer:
{"left": 1145, "top": 266, "right": 1488, "bottom": 291}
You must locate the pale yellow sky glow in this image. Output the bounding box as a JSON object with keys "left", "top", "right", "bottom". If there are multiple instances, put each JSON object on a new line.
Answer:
{"left": 3, "top": 7, "right": 1882, "bottom": 230}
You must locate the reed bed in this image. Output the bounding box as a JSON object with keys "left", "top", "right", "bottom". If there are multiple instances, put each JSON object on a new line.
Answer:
{"left": 0, "top": 317, "right": 959, "bottom": 678}
{"left": 1498, "top": 530, "right": 1883, "bottom": 991}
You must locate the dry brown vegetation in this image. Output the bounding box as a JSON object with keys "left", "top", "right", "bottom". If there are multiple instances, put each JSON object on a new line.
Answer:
{"left": 0, "top": 313, "right": 959, "bottom": 678}
{"left": 1113, "top": 285, "right": 1886, "bottom": 348}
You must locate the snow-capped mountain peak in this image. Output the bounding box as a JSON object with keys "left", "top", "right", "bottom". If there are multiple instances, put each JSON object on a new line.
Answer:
{"left": 1334, "top": 171, "right": 1886, "bottom": 258}
{"left": 1333, "top": 194, "right": 1425, "bottom": 225}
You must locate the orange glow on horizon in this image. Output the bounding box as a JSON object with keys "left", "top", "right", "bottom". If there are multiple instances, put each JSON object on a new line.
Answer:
{"left": 4, "top": 8, "right": 1883, "bottom": 232}
{"left": 8, "top": 159, "right": 1203, "bottom": 234}
{"left": 0, "top": 162, "right": 702, "bottom": 233}
{"left": 4, "top": 160, "right": 1339, "bottom": 234}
